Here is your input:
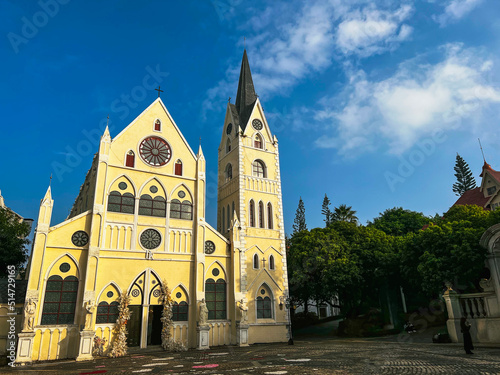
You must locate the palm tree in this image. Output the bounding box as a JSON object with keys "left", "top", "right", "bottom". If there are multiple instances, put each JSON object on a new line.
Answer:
{"left": 332, "top": 204, "right": 358, "bottom": 224}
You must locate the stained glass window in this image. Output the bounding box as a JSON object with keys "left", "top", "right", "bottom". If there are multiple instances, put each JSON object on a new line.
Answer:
{"left": 107, "top": 191, "right": 135, "bottom": 214}
{"left": 170, "top": 199, "right": 192, "bottom": 220}
{"left": 257, "top": 296, "right": 272, "bottom": 319}
{"left": 139, "top": 194, "right": 166, "bottom": 217}
{"left": 254, "top": 134, "right": 263, "bottom": 149}
{"left": 41, "top": 275, "right": 78, "bottom": 325}
{"left": 205, "top": 278, "right": 226, "bottom": 320}
{"left": 96, "top": 301, "right": 119, "bottom": 324}
{"left": 172, "top": 301, "right": 188, "bottom": 321}
{"left": 253, "top": 160, "right": 265, "bottom": 178}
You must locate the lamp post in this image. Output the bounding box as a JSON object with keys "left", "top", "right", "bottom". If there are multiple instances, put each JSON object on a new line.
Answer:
{"left": 279, "top": 296, "right": 294, "bottom": 345}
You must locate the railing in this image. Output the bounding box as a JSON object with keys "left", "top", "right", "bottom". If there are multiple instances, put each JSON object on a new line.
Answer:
{"left": 460, "top": 295, "right": 488, "bottom": 318}
{"left": 208, "top": 321, "right": 231, "bottom": 346}
{"left": 32, "top": 325, "right": 79, "bottom": 361}
{"left": 172, "top": 322, "right": 188, "bottom": 346}
{"left": 95, "top": 324, "right": 116, "bottom": 355}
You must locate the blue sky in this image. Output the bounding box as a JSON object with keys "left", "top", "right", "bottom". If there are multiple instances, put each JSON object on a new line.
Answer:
{"left": 1, "top": 0, "right": 500, "bottom": 235}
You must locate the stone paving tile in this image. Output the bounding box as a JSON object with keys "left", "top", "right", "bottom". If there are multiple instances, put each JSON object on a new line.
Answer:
{"left": 4, "top": 337, "right": 500, "bottom": 374}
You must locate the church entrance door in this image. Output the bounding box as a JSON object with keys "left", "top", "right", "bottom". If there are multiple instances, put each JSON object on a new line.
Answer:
{"left": 148, "top": 305, "right": 163, "bottom": 345}
{"left": 127, "top": 305, "right": 142, "bottom": 347}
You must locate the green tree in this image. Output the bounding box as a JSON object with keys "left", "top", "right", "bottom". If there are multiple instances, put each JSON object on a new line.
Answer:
{"left": 0, "top": 207, "right": 30, "bottom": 277}
{"left": 453, "top": 154, "right": 477, "bottom": 196}
{"left": 368, "top": 207, "right": 431, "bottom": 236}
{"left": 321, "top": 194, "right": 332, "bottom": 227}
{"left": 332, "top": 204, "right": 358, "bottom": 224}
{"left": 292, "top": 197, "right": 307, "bottom": 234}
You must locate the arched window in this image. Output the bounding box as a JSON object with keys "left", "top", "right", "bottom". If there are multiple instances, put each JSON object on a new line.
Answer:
{"left": 126, "top": 150, "right": 135, "bottom": 167}
{"left": 269, "top": 255, "right": 275, "bottom": 270}
{"left": 226, "top": 138, "right": 231, "bottom": 153}
{"left": 139, "top": 194, "right": 166, "bottom": 217}
{"left": 232, "top": 201, "right": 235, "bottom": 219}
{"left": 257, "top": 296, "right": 272, "bottom": 319}
{"left": 154, "top": 119, "right": 161, "bottom": 131}
{"left": 249, "top": 200, "right": 255, "bottom": 227}
{"left": 259, "top": 201, "right": 265, "bottom": 228}
{"left": 222, "top": 208, "right": 225, "bottom": 232}
{"left": 107, "top": 191, "right": 135, "bottom": 214}
{"left": 267, "top": 203, "right": 273, "bottom": 229}
{"left": 254, "top": 134, "right": 263, "bottom": 149}
{"left": 252, "top": 160, "right": 265, "bottom": 178}
{"left": 96, "top": 301, "right": 119, "bottom": 324}
{"left": 41, "top": 275, "right": 78, "bottom": 325}
{"left": 175, "top": 160, "right": 183, "bottom": 176}
{"left": 253, "top": 254, "right": 259, "bottom": 269}
{"left": 226, "top": 205, "right": 230, "bottom": 229}
{"left": 225, "top": 163, "right": 232, "bottom": 181}
{"left": 205, "top": 278, "right": 226, "bottom": 320}
{"left": 172, "top": 301, "right": 188, "bottom": 321}
{"left": 170, "top": 199, "right": 193, "bottom": 220}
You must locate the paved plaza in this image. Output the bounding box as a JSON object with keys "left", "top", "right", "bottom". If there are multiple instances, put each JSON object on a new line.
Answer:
{"left": 4, "top": 334, "right": 500, "bottom": 375}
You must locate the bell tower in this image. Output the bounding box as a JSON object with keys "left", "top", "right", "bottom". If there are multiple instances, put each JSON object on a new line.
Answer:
{"left": 217, "top": 50, "right": 289, "bottom": 343}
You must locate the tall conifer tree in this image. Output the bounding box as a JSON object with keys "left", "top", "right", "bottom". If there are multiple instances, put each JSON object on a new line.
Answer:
{"left": 292, "top": 197, "right": 307, "bottom": 234}
{"left": 453, "top": 154, "right": 477, "bottom": 196}
{"left": 322, "top": 194, "right": 332, "bottom": 227}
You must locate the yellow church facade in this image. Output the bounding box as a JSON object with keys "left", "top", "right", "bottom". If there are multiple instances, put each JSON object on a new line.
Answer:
{"left": 15, "top": 51, "right": 289, "bottom": 363}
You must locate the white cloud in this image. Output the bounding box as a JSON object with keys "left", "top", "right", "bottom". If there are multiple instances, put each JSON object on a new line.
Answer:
{"left": 336, "top": 4, "right": 413, "bottom": 57}
{"left": 315, "top": 44, "right": 500, "bottom": 156}
{"left": 435, "top": 0, "right": 483, "bottom": 26}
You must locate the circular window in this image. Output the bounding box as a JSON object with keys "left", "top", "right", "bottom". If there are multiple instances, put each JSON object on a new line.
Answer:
{"left": 59, "top": 263, "right": 70, "bottom": 273}
{"left": 138, "top": 279, "right": 143, "bottom": 284}
{"left": 118, "top": 182, "right": 127, "bottom": 190}
{"left": 176, "top": 292, "right": 182, "bottom": 298}
{"left": 261, "top": 289, "right": 266, "bottom": 295}
{"left": 150, "top": 186, "right": 158, "bottom": 194}
{"left": 152, "top": 280, "right": 156, "bottom": 284}
{"left": 212, "top": 268, "right": 220, "bottom": 277}
{"left": 226, "top": 123, "right": 233, "bottom": 135}
{"left": 178, "top": 191, "right": 186, "bottom": 198}
{"left": 71, "top": 231, "right": 89, "bottom": 247}
{"left": 205, "top": 241, "right": 215, "bottom": 254}
{"left": 153, "top": 289, "right": 161, "bottom": 298}
{"left": 252, "top": 119, "right": 263, "bottom": 130}
{"left": 107, "top": 291, "right": 114, "bottom": 298}
{"left": 139, "top": 136, "right": 172, "bottom": 166}
{"left": 140, "top": 229, "right": 162, "bottom": 249}
{"left": 131, "top": 289, "right": 140, "bottom": 297}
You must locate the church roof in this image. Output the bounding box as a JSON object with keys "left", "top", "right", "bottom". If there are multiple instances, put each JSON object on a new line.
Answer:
{"left": 480, "top": 161, "right": 500, "bottom": 183}
{"left": 234, "top": 50, "right": 257, "bottom": 132}
{"left": 453, "top": 187, "right": 491, "bottom": 210}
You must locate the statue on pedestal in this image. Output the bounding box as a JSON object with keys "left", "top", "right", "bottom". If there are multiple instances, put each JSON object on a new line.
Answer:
{"left": 24, "top": 299, "right": 36, "bottom": 331}
{"left": 238, "top": 299, "right": 248, "bottom": 323}
{"left": 199, "top": 298, "right": 209, "bottom": 326}
{"left": 84, "top": 300, "right": 95, "bottom": 330}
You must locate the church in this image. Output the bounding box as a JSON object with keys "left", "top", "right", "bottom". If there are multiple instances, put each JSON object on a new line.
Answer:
{"left": 15, "top": 51, "right": 290, "bottom": 363}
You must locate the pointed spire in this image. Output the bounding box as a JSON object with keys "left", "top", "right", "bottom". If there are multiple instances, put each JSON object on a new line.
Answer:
{"left": 41, "top": 185, "right": 52, "bottom": 205}
{"left": 0, "top": 189, "right": 4, "bottom": 208}
{"left": 480, "top": 160, "right": 494, "bottom": 177}
{"left": 198, "top": 143, "right": 204, "bottom": 159}
{"left": 235, "top": 50, "right": 258, "bottom": 131}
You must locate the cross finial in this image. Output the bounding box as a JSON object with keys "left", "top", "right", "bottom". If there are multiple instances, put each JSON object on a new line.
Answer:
{"left": 106, "top": 114, "right": 109, "bottom": 127}
{"left": 244, "top": 37, "right": 246, "bottom": 49}
{"left": 49, "top": 174, "right": 52, "bottom": 187}
{"left": 228, "top": 97, "right": 231, "bottom": 103}
{"left": 199, "top": 137, "right": 202, "bottom": 146}
{"left": 478, "top": 138, "right": 486, "bottom": 162}
{"left": 155, "top": 86, "right": 164, "bottom": 98}
{"left": 262, "top": 257, "right": 266, "bottom": 268}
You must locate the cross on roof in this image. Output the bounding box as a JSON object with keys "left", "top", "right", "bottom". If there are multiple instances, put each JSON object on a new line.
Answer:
{"left": 262, "top": 257, "right": 266, "bottom": 268}
{"left": 155, "top": 86, "right": 164, "bottom": 98}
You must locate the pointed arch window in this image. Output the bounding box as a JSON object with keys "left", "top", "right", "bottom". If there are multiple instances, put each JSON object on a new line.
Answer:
{"left": 252, "top": 160, "right": 265, "bottom": 178}
{"left": 226, "top": 205, "right": 230, "bottom": 229}
{"left": 267, "top": 203, "right": 273, "bottom": 229}
{"left": 126, "top": 150, "right": 135, "bottom": 168}
{"left": 175, "top": 160, "right": 183, "bottom": 176}
{"left": 226, "top": 138, "right": 231, "bottom": 153}
{"left": 254, "top": 134, "right": 263, "bottom": 149}
{"left": 259, "top": 201, "right": 265, "bottom": 228}
{"left": 154, "top": 119, "right": 161, "bottom": 131}
{"left": 249, "top": 200, "right": 255, "bottom": 227}
{"left": 96, "top": 301, "right": 119, "bottom": 324}
{"left": 232, "top": 201, "right": 235, "bottom": 220}
{"left": 221, "top": 208, "right": 225, "bottom": 232}
{"left": 253, "top": 254, "right": 259, "bottom": 269}
{"left": 108, "top": 191, "right": 135, "bottom": 214}
{"left": 41, "top": 275, "right": 78, "bottom": 325}
{"left": 225, "top": 163, "right": 232, "bottom": 181}
{"left": 170, "top": 199, "right": 193, "bottom": 220}
{"left": 139, "top": 194, "right": 166, "bottom": 217}
{"left": 205, "top": 278, "right": 227, "bottom": 320}
{"left": 269, "top": 255, "right": 275, "bottom": 270}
